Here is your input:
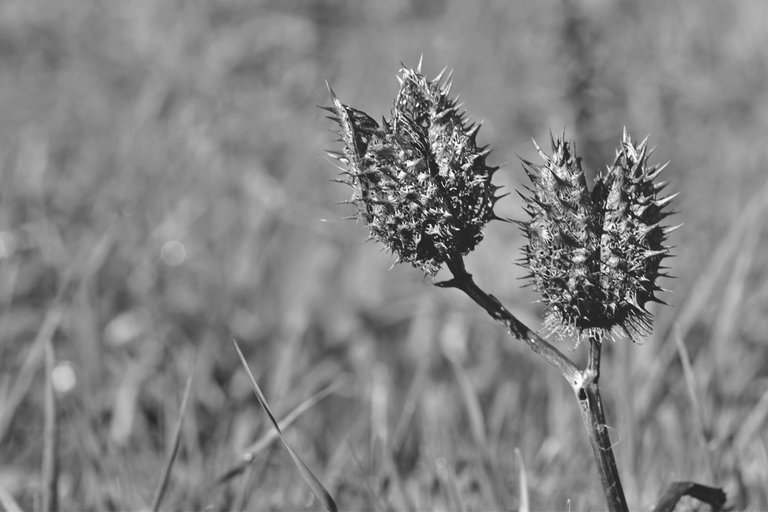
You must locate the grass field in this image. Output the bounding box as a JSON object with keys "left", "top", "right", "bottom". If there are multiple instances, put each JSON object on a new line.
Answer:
{"left": 1, "top": 1, "right": 767, "bottom": 510}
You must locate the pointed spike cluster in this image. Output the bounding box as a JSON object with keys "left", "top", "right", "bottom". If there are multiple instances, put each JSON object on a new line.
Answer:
{"left": 323, "top": 61, "right": 502, "bottom": 275}
{"left": 518, "top": 129, "right": 677, "bottom": 343}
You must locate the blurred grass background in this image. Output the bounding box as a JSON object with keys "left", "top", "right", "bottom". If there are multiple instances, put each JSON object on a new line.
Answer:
{"left": 1, "top": 0, "right": 767, "bottom": 510}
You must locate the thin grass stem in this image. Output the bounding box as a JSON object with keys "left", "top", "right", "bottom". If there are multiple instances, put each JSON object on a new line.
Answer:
{"left": 42, "top": 339, "right": 58, "bottom": 512}
{"left": 150, "top": 373, "right": 195, "bottom": 512}
{"left": 515, "top": 448, "right": 529, "bottom": 512}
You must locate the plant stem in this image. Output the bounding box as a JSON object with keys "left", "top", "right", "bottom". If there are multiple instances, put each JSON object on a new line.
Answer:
{"left": 578, "top": 336, "right": 628, "bottom": 512}
{"left": 440, "top": 256, "right": 628, "bottom": 511}
{"left": 441, "top": 257, "right": 582, "bottom": 389}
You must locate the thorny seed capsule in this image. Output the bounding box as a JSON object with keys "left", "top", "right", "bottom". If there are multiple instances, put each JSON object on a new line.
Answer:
{"left": 324, "top": 60, "right": 503, "bottom": 275}
{"left": 519, "top": 130, "right": 675, "bottom": 342}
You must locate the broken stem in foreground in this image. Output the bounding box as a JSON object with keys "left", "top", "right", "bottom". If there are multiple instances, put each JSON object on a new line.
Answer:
{"left": 439, "top": 256, "right": 628, "bottom": 511}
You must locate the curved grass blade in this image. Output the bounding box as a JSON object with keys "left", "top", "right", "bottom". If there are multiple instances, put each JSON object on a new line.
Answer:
{"left": 42, "top": 339, "right": 59, "bottom": 512}
{"left": 515, "top": 448, "right": 529, "bottom": 512}
{"left": 151, "top": 372, "right": 195, "bottom": 512}
{"left": 211, "top": 378, "right": 340, "bottom": 487}
{"left": 232, "top": 339, "right": 338, "bottom": 512}
{"left": 0, "top": 485, "right": 23, "bottom": 512}
{"left": 0, "top": 306, "right": 63, "bottom": 443}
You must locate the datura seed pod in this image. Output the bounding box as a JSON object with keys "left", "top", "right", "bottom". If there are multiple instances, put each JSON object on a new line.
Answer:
{"left": 324, "top": 61, "right": 502, "bottom": 275}
{"left": 519, "top": 130, "right": 676, "bottom": 342}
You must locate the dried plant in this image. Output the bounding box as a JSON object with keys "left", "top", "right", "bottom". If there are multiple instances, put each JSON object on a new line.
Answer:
{"left": 518, "top": 130, "right": 677, "bottom": 343}
{"left": 324, "top": 64, "right": 502, "bottom": 275}
{"left": 324, "top": 59, "right": 725, "bottom": 512}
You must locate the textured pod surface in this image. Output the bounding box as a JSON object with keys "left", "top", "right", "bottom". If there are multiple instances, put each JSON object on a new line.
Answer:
{"left": 519, "top": 130, "right": 675, "bottom": 342}
{"left": 593, "top": 129, "right": 676, "bottom": 338}
{"left": 325, "top": 62, "right": 501, "bottom": 275}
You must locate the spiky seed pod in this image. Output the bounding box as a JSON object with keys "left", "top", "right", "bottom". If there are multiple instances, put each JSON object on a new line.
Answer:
{"left": 519, "top": 130, "right": 675, "bottom": 342}
{"left": 519, "top": 134, "right": 604, "bottom": 340}
{"left": 325, "top": 62, "right": 501, "bottom": 275}
{"left": 592, "top": 128, "right": 676, "bottom": 339}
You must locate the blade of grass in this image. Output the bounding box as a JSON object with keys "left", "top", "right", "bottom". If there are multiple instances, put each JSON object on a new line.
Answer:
{"left": 673, "top": 326, "right": 709, "bottom": 433}
{"left": 515, "top": 448, "right": 529, "bottom": 512}
{"left": 674, "top": 327, "right": 715, "bottom": 480}
{"left": 382, "top": 447, "right": 418, "bottom": 512}
{"left": 446, "top": 352, "right": 503, "bottom": 510}
{"left": 212, "top": 378, "right": 340, "bottom": 487}
{"left": 735, "top": 386, "right": 768, "bottom": 449}
{"left": 0, "top": 305, "right": 63, "bottom": 443}
{"left": 392, "top": 296, "right": 434, "bottom": 453}
{"left": 232, "top": 339, "right": 337, "bottom": 512}
{"left": 233, "top": 452, "right": 259, "bottom": 512}
{"left": 391, "top": 358, "right": 427, "bottom": 453}
{"left": 243, "top": 378, "right": 341, "bottom": 457}
{"left": 41, "top": 338, "right": 58, "bottom": 512}
{"left": 434, "top": 457, "right": 466, "bottom": 512}
{"left": 370, "top": 364, "right": 390, "bottom": 462}
{"left": 710, "top": 210, "right": 759, "bottom": 386}
{"left": 0, "top": 485, "right": 23, "bottom": 512}
{"left": 345, "top": 439, "right": 387, "bottom": 512}
{"left": 638, "top": 179, "right": 768, "bottom": 418}
{"left": 150, "top": 372, "right": 195, "bottom": 512}
{"left": 0, "top": 230, "right": 112, "bottom": 443}
{"left": 665, "top": 179, "right": 768, "bottom": 341}
{"left": 759, "top": 437, "right": 768, "bottom": 492}
{"left": 370, "top": 367, "right": 419, "bottom": 512}
{"left": 447, "top": 355, "right": 487, "bottom": 452}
